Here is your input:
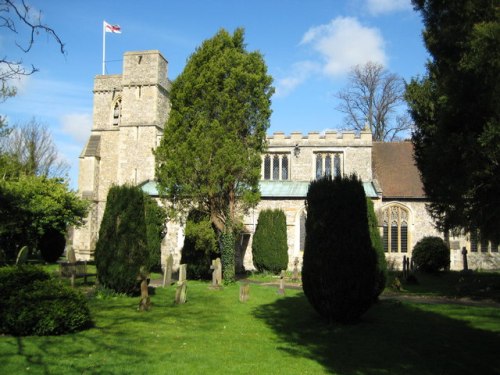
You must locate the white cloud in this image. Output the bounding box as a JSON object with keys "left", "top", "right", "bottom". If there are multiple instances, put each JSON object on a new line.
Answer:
{"left": 365, "top": 0, "right": 412, "bottom": 15}
{"left": 275, "top": 61, "right": 320, "bottom": 98}
{"left": 60, "top": 113, "right": 92, "bottom": 143}
{"left": 300, "top": 17, "right": 387, "bottom": 78}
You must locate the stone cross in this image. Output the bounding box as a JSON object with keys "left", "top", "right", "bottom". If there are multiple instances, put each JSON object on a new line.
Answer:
{"left": 239, "top": 283, "right": 249, "bottom": 302}
{"left": 178, "top": 263, "right": 187, "bottom": 283}
{"left": 277, "top": 270, "right": 285, "bottom": 295}
{"left": 175, "top": 281, "right": 187, "bottom": 304}
{"left": 462, "top": 246, "right": 468, "bottom": 272}
{"left": 210, "top": 258, "right": 223, "bottom": 287}
{"left": 163, "top": 254, "right": 173, "bottom": 287}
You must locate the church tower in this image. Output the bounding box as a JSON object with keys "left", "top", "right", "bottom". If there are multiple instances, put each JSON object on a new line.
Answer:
{"left": 73, "top": 50, "right": 171, "bottom": 259}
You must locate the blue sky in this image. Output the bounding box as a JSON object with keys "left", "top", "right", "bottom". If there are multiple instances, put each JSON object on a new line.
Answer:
{"left": 2, "top": 0, "right": 428, "bottom": 189}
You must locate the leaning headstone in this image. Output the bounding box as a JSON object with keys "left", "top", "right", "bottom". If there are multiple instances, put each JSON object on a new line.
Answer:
{"left": 163, "top": 254, "right": 173, "bottom": 287}
{"left": 462, "top": 247, "right": 468, "bottom": 272}
{"left": 402, "top": 255, "right": 408, "bottom": 279}
{"left": 292, "top": 257, "right": 300, "bottom": 282}
{"left": 178, "top": 264, "right": 187, "bottom": 283}
{"left": 138, "top": 277, "right": 151, "bottom": 311}
{"left": 210, "top": 258, "right": 223, "bottom": 288}
{"left": 277, "top": 270, "right": 285, "bottom": 295}
{"left": 175, "top": 281, "right": 187, "bottom": 304}
{"left": 239, "top": 283, "right": 250, "bottom": 302}
{"left": 15, "top": 246, "right": 29, "bottom": 265}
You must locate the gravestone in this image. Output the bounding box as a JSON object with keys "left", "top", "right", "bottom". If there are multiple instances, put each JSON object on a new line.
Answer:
{"left": 175, "top": 281, "right": 187, "bottom": 304}
{"left": 163, "top": 254, "right": 173, "bottom": 287}
{"left": 462, "top": 247, "right": 468, "bottom": 272}
{"left": 178, "top": 263, "right": 187, "bottom": 283}
{"left": 292, "top": 257, "right": 300, "bottom": 282}
{"left": 277, "top": 270, "right": 285, "bottom": 295}
{"left": 210, "top": 258, "right": 223, "bottom": 287}
{"left": 239, "top": 283, "right": 249, "bottom": 302}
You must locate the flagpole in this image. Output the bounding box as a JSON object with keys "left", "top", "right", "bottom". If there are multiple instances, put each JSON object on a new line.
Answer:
{"left": 102, "top": 21, "right": 106, "bottom": 75}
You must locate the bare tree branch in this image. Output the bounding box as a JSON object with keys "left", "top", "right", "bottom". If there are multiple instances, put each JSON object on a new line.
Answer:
{"left": 0, "top": 0, "right": 65, "bottom": 100}
{"left": 335, "top": 62, "right": 412, "bottom": 141}
{"left": 4, "top": 118, "right": 70, "bottom": 178}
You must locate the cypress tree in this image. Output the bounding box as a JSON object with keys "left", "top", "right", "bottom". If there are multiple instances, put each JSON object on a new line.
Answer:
{"left": 95, "top": 185, "right": 149, "bottom": 294}
{"left": 252, "top": 209, "right": 288, "bottom": 274}
{"left": 144, "top": 194, "right": 166, "bottom": 272}
{"left": 302, "top": 175, "right": 377, "bottom": 323}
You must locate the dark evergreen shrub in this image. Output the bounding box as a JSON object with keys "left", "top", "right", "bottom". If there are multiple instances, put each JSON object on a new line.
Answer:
{"left": 95, "top": 185, "right": 149, "bottom": 294}
{"left": 412, "top": 236, "right": 450, "bottom": 273}
{"left": 39, "top": 228, "right": 66, "bottom": 263}
{"left": 302, "top": 175, "right": 377, "bottom": 323}
{"left": 180, "top": 210, "right": 218, "bottom": 280}
{"left": 144, "top": 195, "right": 167, "bottom": 272}
{"left": 252, "top": 209, "right": 289, "bottom": 274}
{"left": 366, "top": 198, "right": 387, "bottom": 300}
{"left": 0, "top": 266, "right": 92, "bottom": 336}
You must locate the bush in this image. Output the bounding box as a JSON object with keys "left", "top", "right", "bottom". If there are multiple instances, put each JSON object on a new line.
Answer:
{"left": 95, "top": 185, "right": 149, "bottom": 294}
{"left": 367, "top": 198, "right": 387, "bottom": 300}
{"left": 39, "top": 228, "right": 66, "bottom": 263}
{"left": 252, "top": 209, "right": 288, "bottom": 274}
{"left": 0, "top": 266, "right": 92, "bottom": 336}
{"left": 412, "top": 236, "right": 450, "bottom": 273}
{"left": 302, "top": 175, "right": 377, "bottom": 323}
{"left": 180, "top": 210, "right": 218, "bottom": 280}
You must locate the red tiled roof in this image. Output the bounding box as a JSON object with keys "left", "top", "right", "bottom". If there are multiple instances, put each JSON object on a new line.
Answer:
{"left": 372, "top": 142, "right": 425, "bottom": 198}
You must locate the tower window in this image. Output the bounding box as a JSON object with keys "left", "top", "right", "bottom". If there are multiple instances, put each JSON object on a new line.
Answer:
{"left": 112, "top": 99, "right": 122, "bottom": 126}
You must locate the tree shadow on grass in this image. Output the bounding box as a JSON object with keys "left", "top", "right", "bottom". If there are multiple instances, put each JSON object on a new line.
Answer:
{"left": 253, "top": 293, "right": 500, "bottom": 375}
{"left": 1, "top": 286, "right": 226, "bottom": 375}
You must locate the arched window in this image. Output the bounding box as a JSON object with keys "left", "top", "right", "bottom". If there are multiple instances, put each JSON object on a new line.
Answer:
{"left": 334, "top": 154, "right": 341, "bottom": 177}
{"left": 382, "top": 205, "right": 409, "bottom": 253}
{"left": 316, "top": 154, "right": 323, "bottom": 179}
{"left": 112, "top": 99, "right": 122, "bottom": 126}
{"left": 263, "top": 155, "right": 271, "bottom": 180}
{"left": 272, "top": 155, "right": 280, "bottom": 180}
{"left": 324, "top": 155, "right": 331, "bottom": 177}
{"left": 281, "top": 155, "right": 288, "bottom": 180}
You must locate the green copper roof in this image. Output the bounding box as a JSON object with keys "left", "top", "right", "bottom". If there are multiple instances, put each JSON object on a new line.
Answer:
{"left": 259, "top": 180, "right": 378, "bottom": 198}
{"left": 140, "top": 179, "right": 378, "bottom": 198}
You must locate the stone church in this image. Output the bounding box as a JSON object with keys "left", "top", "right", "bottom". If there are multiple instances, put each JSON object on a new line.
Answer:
{"left": 73, "top": 50, "right": 499, "bottom": 271}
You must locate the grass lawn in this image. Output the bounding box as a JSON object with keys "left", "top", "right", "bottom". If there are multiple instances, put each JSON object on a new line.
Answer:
{"left": 1, "top": 277, "right": 499, "bottom": 375}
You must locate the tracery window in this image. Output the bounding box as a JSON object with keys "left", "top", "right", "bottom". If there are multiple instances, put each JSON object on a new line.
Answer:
{"left": 112, "top": 99, "right": 122, "bottom": 126}
{"left": 315, "top": 152, "right": 342, "bottom": 179}
{"left": 382, "top": 205, "right": 409, "bottom": 253}
{"left": 262, "top": 153, "right": 289, "bottom": 180}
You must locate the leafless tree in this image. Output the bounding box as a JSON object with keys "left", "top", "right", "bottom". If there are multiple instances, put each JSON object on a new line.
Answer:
{"left": 335, "top": 62, "right": 412, "bottom": 141}
{"left": 3, "top": 118, "right": 69, "bottom": 177}
{"left": 0, "top": 0, "right": 65, "bottom": 101}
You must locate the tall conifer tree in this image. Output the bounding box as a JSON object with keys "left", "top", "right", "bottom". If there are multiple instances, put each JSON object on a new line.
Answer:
{"left": 155, "top": 28, "right": 274, "bottom": 281}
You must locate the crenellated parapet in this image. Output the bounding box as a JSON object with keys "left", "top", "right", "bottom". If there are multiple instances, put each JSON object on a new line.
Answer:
{"left": 267, "top": 130, "right": 372, "bottom": 147}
